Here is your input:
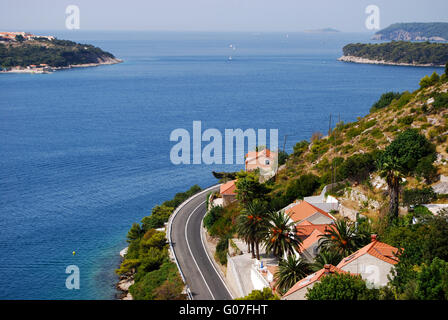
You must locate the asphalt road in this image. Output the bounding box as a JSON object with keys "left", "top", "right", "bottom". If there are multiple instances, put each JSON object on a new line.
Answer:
{"left": 169, "top": 186, "right": 232, "bottom": 300}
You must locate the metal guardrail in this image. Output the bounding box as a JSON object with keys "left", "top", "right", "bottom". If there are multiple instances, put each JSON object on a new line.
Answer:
{"left": 166, "top": 184, "right": 220, "bottom": 300}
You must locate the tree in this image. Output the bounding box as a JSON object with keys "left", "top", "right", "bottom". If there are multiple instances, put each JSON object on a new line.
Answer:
{"left": 278, "top": 150, "right": 289, "bottom": 166}
{"left": 235, "top": 287, "right": 279, "bottom": 300}
{"left": 235, "top": 171, "right": 269, "bottom": 205}
{"left": 317, "top": 219, "right": 365, "bottom": 257}
{"left": 274, "top": 255, "right": 311, "bottom": 295}
{"left": 402, "top": 187, "right": 436, "bottom": 208}
{"left": 265, "top": 210, "right": 302, "bottom": 258}
{"left": 127, "top": 223, "right": 144, "bottom": 242}
{"left": 153, "top": 278, "right": 187, "bottom": 300}
{"left": 377, "top": 129, "right": 435, "bottom": 221}
{"left": 415, "top": 257, "right": 448, "bottom": 300}
{"left": 293, "top": 140, "right": 309, "bottom": 157}
{"left": 15, "top": 34, "right": 25, "bottom": 42}
{"left": 311, "top": 249, "right": 343, "bottom": 272}
{"left": 236, "top": 200, "right": 269, "bottom": 259}
{"left": 377, "top": 154, "right": 404, "bottom": 221}
{"left": 370, "top": 91, "right": 402, "bottom": 112}
{"left": 306, "top": 273, "right": 379, "bottom": 300}
{"left": 284, "top": 174, "right": 320, "bottom": 203}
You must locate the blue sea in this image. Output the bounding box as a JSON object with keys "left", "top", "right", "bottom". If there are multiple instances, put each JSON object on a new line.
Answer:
{"left": 0, "top": 31, "right": 444, "bottom": 299}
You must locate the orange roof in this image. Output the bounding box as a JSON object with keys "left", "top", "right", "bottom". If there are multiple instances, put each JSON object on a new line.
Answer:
{"left": 295, "top": 221, "right": 335, "bottom": 252}
{"left": 220, "top": 180, "right": 236, "bottom": 196}
{"left": 286, "top": 200, "right": 335, "bottom": 223}
{"left": 282, "top": 265, "right": 349, "bottom": 297}
{"left": 337, "top": 239, "right": 399, "bottom": 268}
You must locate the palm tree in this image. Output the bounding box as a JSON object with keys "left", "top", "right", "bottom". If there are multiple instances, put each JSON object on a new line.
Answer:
{"left": 317, "top": 219, "right": 361, "bottom": 257}
{"left": 274, "top": 255, "right": 311, "bottom": 295}
{"left": 377, "top": 154, "right": 404, "bottom": 222}
{"left": 264, "top": 210, "right": 302, "bottom": 258}
{"left": 236, "top": 200, "right": 269, "bottom": 260}
{"left": 311, "top": 249, "right": 343, "bottom": 272}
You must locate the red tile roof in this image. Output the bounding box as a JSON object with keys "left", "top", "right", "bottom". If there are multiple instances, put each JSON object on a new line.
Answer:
{"left": 282, "top": 264, "right": 349, "bottom": 298}
{"left": 295, "top": 220, "right": 335, "bottom": 252}
{"left": 286, "top": 200, "right": 335, "bottom": 223}
{"left": 220, "top": 180, "right": 237, "bottom": 196}
{"left": 336, "top": 239, "right": 399, "bottom": 269}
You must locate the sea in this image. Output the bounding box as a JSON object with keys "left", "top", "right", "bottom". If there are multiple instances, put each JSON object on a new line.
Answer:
{"left": 0, "top": 31, "right": 444, "bottom": 299}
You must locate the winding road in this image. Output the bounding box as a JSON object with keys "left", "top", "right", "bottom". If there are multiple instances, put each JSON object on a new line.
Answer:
{"left": 168, "top": 185, "right": 233, "bottom": 300}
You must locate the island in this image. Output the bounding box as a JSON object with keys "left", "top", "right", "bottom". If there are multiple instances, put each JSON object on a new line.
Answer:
{"left": 304, "top": 28, "right": 340, "bottom": 33}
{"left": 338, "top": 41, "right": 448, "bottom": 67}
{"left": 372, "top": 22, "right": 448, "bottom": 41}
{"left": 0, "top": 32, "right": 122, "bottom": 73}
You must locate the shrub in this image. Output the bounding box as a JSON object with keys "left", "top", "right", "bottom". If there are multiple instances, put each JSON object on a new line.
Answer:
{"left": 236, "top": 287, "right": 279, "bottom": 300}
{"left": 432, "top": 92, "right": 448, "bottom": 110}
{"left": 203, "top": 205, "right": 224, "bottom": 230}
{"left": 293, "top": 140, "right": 309, "bottom": 157}
{"left": 402, "top": 187, "right": 436, "bottom": 207}
{"left": 215, "top": 237, "right": 229, "bottom": 265}
{"left": 370, "top": 92, "right": 402, "bottom": 112}
{"left": 306, "top": 273, "right": 379, "bottom": 300}
{"left": 284, "top": 174, "right": 320, "bottom": 202}
{"left": 398, "top": 115, "right": 414, "bottom": 126}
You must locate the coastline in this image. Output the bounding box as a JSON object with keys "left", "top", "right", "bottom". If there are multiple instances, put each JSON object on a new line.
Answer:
{"left": 338, "top": 55, "right": 445, "bottom": 67}
{"left": 116, "top": 246, "right": 133, "bottom": 300}
{"left": 0, "top": 57, "right": 123, "bottom": 74}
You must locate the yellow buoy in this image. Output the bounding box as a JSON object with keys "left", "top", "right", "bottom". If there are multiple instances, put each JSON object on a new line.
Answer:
{"left": 72, "top": 251, "right": 76, "bottom": 256}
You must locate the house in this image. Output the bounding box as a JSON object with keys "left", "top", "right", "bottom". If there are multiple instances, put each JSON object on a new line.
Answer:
{"left": 220, "top": 180, "right": 237, "bottom": 207}
{"left": 295, "top": 220, "right": 334, "bottom": 261}
{"left": 245, "top": 148, "right": 278, "bottom": 181}
{"left": 284, "top": 200, "right": 336, "bottom": 225}
{"left": 282, "top": 264, "right": 348, "bottom": 300}
{"left": 336, "top": 234, "right": 399, "bottom": 287}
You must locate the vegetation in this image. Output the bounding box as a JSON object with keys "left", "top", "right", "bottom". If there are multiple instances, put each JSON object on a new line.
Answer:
{"left": 306, "top": 273, "right": 379, "bottom": 300}
{"left": 342, "top": 41, "right": 448, "bottom": 66}
{"left": 205, "top": 69, "right": 448, "bottom": 300}
{"left": 274, "top": 255, "right": 311, "bottom": 295}
{"left": 235, "top": 287, "right": 280, "bottom": 300}
{"left": 370, "top": 92, "right": 402, "bottom": 112}
{"left": 0, "top": 38, "right": 117, "bottom": 68}
{"left": 117, "top": 185, "right": 202, "bottom": 300}
{"left": 264, "top": 210, "right": 302, "bottom": 258}
{"left": 377, "top": 129, "right": 436, "bottom": 221}
{"left": 373, "top": 22, "right": 448, "bottom": 41}
{"left": 317, "top": 219, "right": 370, "bottom": 257}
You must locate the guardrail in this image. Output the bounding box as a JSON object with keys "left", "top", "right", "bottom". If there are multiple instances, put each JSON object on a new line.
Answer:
{"left": 166, "top": 184, "right": 220, "bottom": 300}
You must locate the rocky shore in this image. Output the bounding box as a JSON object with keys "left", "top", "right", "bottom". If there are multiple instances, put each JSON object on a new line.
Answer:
{"left": 0, "top": 57, "right": 123, "bottom": 74}
{"left": 338, "top": 55, "right": 445, "bottom": 67}
{"left": 116, "top": 247, "right": 134, "bottom": 300}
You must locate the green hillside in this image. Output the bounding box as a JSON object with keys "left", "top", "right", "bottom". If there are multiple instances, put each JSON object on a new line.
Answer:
{"left": 342, "top": 41, "right": 448, "bottom": 66}
{"left": 373, "top": 22, "right": 448, "bottom": 41}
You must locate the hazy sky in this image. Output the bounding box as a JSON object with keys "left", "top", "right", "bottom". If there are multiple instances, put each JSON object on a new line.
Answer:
{"left": 1, "top": 0, "right": 448, "bottom": 32}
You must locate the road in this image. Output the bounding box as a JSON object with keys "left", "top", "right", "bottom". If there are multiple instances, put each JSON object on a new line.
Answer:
{"left": 169, "top": 185, "right": 233, "bottom": 300}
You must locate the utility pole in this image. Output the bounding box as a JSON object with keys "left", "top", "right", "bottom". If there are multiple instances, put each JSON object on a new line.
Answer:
{"left": 282, "top": 134, "right": 289, "bottom": 153}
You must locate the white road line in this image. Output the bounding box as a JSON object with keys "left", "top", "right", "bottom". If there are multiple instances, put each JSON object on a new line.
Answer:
{"left": 200, "top": 218, "right": 235, "bottom": 299}
{"left": 185, "top": 202, "right": 216, "bottom": 300}
{"left": 167, "top": 185, "right": 218, "bottom": 299}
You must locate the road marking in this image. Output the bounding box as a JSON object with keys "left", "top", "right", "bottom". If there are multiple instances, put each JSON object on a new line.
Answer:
{"left": 185, "top": 202, "right": 216, "bottom": 300}
{"left": 167, "top": 185, "right": 218, "bottom": 299}
{"left": 200, "top": 218, "right": 235, "bottom": 299}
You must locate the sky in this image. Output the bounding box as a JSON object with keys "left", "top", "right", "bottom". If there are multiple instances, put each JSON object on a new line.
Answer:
{"left": 1, "top": 0, "right": 448, "bottom": 32}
